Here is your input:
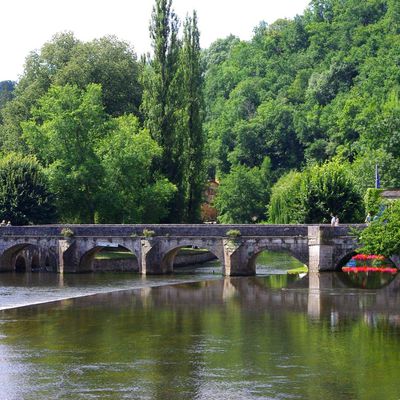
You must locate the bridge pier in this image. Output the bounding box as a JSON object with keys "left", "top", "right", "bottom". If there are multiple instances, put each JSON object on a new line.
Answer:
{"left": 141, "top": 239, "right": 171, "bottom": 274}
{"left": 308, "top": 226, "right": 336, "bottom": 272}
{"left": 223, "top": 239, "right": 255, "bottom": 276}
{"left": 58, "top": 239, "right": 80, "bottom": 273}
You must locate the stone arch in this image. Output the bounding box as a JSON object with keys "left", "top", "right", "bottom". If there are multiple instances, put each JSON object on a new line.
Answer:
{"left": 15, "top": 255, "right": 27, "bottom": 272}
{"left": 239, "top": 239, "right": 309, "bottom": 276}
{"left": 159, "top": 239, "right": 224, "bottom": 274}
{"left": 334, "top": 250, "right": 358, "bottom": 271}
{"left": 31, "top": 254, "right": 40, "bottom": 271}
{"left": 248, "top": 248, "right": 307, "bottom": 275}
{"left": 44, "top": 253, "right": 57, "bottom": 272}
{"left": 78, "top": 243, "right": 139, "bottom": 273}
{"left": 0, "top": 242, "right": 42, "bottom": 272}
{"left": 161, "top": 246, "right": 222, "bottom": 273}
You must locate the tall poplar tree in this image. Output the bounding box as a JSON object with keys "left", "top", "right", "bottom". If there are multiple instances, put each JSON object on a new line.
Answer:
{"left": 142, "top": 0, "right": 184, "bottom": 222}
{"left": 180, "top": 12, "right": 205, "bottom": 222}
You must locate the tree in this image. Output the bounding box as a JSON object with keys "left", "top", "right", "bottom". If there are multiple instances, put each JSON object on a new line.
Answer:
{"left": 358, "top": 200, "right": 400, "bottom": 257}
{"left": 302, "top": 160, "right": 363, "bottom": 223}
{"left": 268, "top": 171, "right": 306, "bottom": 223}
{"left": 214, "top": 157, "right": 271, "bottom": 223}
{"left": 268, "top": 160, "right": 363, "bottom": 224}
{"left": 0, "top": 81, "right": 15, "bottom": 113}
{"left": 141, "top": 0, "right": 183, "bottom": 221}
{"left": 96, "top": 115, "right": 176, "bottom": 223}
{"left": 22, "top": 84, "right": 109, "bottom": 223}
{"left": 0, "top": 32, "right": 142, "bottom": 153}
{"left": 180, "top": 11, "right": 205, "bottom": 222}
{"left": 0, "top": 154, "right": 57, "bottom": 225}
{"left": 52, "top": 35, "right": 142, "bottom": 117}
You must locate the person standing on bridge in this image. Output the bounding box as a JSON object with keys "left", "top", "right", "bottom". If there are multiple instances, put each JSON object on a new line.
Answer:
{"left": 334, "top": 216, "right": 339, "bottom": 226}
{"left": 330, "top": 213, "right": 336, "bottom": 226}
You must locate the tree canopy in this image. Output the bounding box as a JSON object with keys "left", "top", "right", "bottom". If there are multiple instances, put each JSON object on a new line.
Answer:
{"left": 268, "top": 160, "right": 363, "bottom": 224}
{"left": 358, "top": 200, "right": 400, "bottom": 257}
{"left": 0, "top": 0, "right": 399, "bottom": 224}
{"left": 0, "top": 154, "right": 57, "bottom": 225}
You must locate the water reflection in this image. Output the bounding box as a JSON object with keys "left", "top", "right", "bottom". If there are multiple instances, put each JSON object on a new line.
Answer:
{"left": 255, "top": 251, "right": 306, "bottom": 274}
{"left": 0, "top": 272, "right": 220, "bottom": 310}
{"left": 339, "top": 270, "right": 397, "bottom": 289}
{"left": 0, "top": 272, "right": 400, "bottom": 399}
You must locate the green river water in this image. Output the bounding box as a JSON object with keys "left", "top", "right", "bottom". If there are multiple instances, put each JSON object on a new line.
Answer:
{"left": 0, "top": 254, "right": 399, "bottom": 399}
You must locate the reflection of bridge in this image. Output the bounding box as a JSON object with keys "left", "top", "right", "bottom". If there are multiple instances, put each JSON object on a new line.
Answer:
{"left": 0, "top": 224, "right": 376, "bottom": 275}
{"left": 29, "top": 273, "right": 400, "bottom": 324}
{"left": 134, "top": 272, "right": 400, "bottom": 319}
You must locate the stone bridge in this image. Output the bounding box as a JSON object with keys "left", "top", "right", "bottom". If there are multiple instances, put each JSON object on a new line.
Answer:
{"left": 0, "top": 224, "right": 376, "bottom": 275}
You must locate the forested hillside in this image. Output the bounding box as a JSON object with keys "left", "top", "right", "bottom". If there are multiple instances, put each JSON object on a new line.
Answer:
{"left": 204, "top": 0, "right": 400, "bottom": 222}
{"left": 0, "top": 0, "right": 399, "bottom": 224}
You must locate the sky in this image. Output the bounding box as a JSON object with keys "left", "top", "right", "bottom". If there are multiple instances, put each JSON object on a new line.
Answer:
{"left": 1, "top": 0, "right": 310, "bottom": 82}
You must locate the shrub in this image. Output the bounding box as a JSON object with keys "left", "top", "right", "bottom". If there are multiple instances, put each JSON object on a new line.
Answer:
{"left": 364, "top": 188, "right": 386, "bottom": 216}
{"left": 226, "top": 229, "right": 241, "bottom": 238}
{"left": 61, "top": 227, "right": 74, "bottom": 238}
{"left": 143, "top": 228, "right": 156, "bottom": 238}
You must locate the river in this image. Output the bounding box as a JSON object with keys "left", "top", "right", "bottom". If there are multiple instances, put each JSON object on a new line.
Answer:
{"left": 0, "top": 256, "right": 399, "bottom": 399}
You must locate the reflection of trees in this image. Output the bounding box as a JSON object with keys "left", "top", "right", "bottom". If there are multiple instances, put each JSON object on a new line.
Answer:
{"left": 1, "top": 275, "right": 400, "bottom": 398}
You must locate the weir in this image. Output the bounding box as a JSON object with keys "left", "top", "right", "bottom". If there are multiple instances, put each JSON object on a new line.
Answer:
{"left": 0, "top": 224, "right": 369, "bottom": 275}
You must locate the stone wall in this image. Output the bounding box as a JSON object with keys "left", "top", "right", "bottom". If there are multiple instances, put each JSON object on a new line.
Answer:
{"left": 93, "top": 258, "right": 138, "bottom": 272}
{"left": 93, "top": 251, "right": 217, "bottom": 272}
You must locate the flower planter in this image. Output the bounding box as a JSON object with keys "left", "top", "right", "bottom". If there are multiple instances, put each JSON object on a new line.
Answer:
{"left": 343, "top": 254, "right": 397, "bottom": 274}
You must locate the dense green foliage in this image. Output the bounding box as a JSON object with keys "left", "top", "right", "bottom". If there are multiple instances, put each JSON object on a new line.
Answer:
{"left": 268, "top": 171, "right": 305, "bottom": 224}
{"left": 1, "top": 0, "right": 399, "bottom": 224}
{"left": 179, "top": 12, "right": 205, "bottom": 222}
{"left": 96, "top": 115, "right": 176, "bottom": 223}
{"left": 0, "top": 154, "right": 56, "bottom": 225}
{"left": 0, "top": 81, "right": 15, "bottom": 118}
{"left": 301, "top": 161, "right": 363, "bottom": 223}
{"left": 358, "top": 200, "right": 400, "bottom": 256}
{"left": 142, "top": 1, "right": 204, "bottom": 222}
{"left": 22, "top": 84, "right": 175, "bottom": 223}
{"left": 268, "top": 160, "right": 363, "bottom": 223}
{"left": 22, "top": 84, "right": 109, "bottom": 223}
{"left": 0, "top": 33, "right": 142, "bottom": 153}
{"left": 141, "top": 0, "right": 183, "bottom": 221}
{"left": 214, "top": 157, "right": 271, "bottom": 223}
{"left": 364, "top": 188, "right": 386, "bottom": 215}
{"left": 207, "top": 0, "right": 400, "bottom": 222}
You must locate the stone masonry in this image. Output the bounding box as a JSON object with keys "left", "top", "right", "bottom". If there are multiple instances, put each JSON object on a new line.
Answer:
{"left": 0, "top": 224, "right": 381, "bottom": 276}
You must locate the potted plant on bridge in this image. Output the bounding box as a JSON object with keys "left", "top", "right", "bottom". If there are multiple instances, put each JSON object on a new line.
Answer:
{"left": 61, "top": 227, "right": 74, "bottom": 239}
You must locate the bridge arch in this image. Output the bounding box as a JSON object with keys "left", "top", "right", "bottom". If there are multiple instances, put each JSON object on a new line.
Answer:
{"left": 159, "top": 240, "right": 223, "bottom": 273}
{"left": 15, "top": 255, "right": 27, "bottom": 272}
{"left": 0, "top": 242, "right": 44, "bottom": 272}
{"left": 227, "top": 238, "right": 309, "bottom": 276}
{"left": 248, "top": 248, "right": 308, "bottom": 275}
{"left": 31, "top": 254, "right": 40, "bottom": 271}
{"left": 78, "top": 243, "right": 139, "bottom": 272}
{"left": 334, "top": 250, "right": 358, "bottom": 271}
